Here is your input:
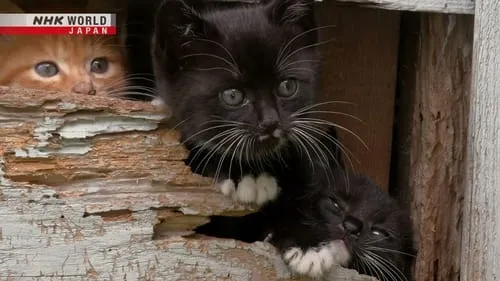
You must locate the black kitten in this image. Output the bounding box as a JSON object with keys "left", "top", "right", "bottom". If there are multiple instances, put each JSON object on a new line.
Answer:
{"left": 152, "top": 0, "right": 332, "bottom": 207}
{"left": 196, "top": 169, "right": 416, "bottom": 280}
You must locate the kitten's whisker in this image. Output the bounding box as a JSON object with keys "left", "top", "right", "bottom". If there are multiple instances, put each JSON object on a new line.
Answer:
{"left": 103, "top": 76, "right": 157, "bottom": 92}
{"left": 364, "top": 250, "right": 404, "bottom": 281}
{"left": 108, "top": 92, "right": 157, "bottom": 99}
{"left": 107, "top": 89, "right": 158, "bottom": 97}
{"left": 364, "top": 247, "right": 416, "bottom": 258}
{"left": 200, "top": 131, "right": 243, "bottom": 182}
{"left": 167, "top": 118, "right": 190, "bottom": 133}
{"left": 188, "top": 128, "right": 240, "bottom": 168}
{"left": 365, "top": 251, "right": 407, "bottom": 281}
{"left": 221, "top": 134, "right": 246, "bottom": 182}
{"left": 108, "top": 87, "right": 158, "bottom": 94}
{"left": 103, "top": 79, "right": 156, "bottom": 92}
{"left": 107, "top": 85, "right": 159, "bottom": 93}
{"left": 293, "top": 118, "right": 369, "bottom": 151}
{"left": 181, "top": 124, "right": 240, "bottom": 145}
{"left": 292, "top": 127, "right": 336, "bottom": 183}
{"left": 359, "top": 252, "right": 381, "bottom": 281}
{"left": 292, "top": 100, "right": 354, "bottom": 116}
{"left": 184, "top": 38, "right": 241, "bottom": 74}
{"left": 293, "top": 125, "right": 349, "bottom": 185}
{"left": 360, "top": 251, "right": 387, "bottom": 281}
{"left": 189, "top": 129, "right": 239, "bottom": 169}
{"left": 294, "top": 110, "right": 365, "bottom": 124}
{"left": 184, "top": 67, "right": 238, "bottom": 77}
{"left": 205, "top": 118, "right": 247, "bottom": 126}
{"left": 238, "top": 136, "right": 249, "bottom": 176}
{"left": 278, "top": 38, "right": 336, "bottom": 70}
{"left": 180, "top": 53, "right": 240, "bottom": 75}
{"left": 120, "top": 73, "right": 156, "bottom": 78}
{"left": 280, "top": 68, "right": 316, "bottom": 76}
{"left": 288, "top": 131, "right": 315, "bottom": 174}
{"left": 295, "top": 123, "right": 356, "bottom": 171}
{"left": 276, "top": 25, "right": 336, "bottom": 67}
{"left": 279, "top": 59, "right": 320, "bottom": 70}
{"left": 364, "top": 235, "right": 392, "bottom": 245}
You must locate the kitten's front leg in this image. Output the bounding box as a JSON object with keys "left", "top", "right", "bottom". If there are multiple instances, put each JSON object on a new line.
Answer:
{"left": 271, "top": 220, "right": 351, "bottom": 278}
{"left": 218, "top": 173, "right": 281, "bottom": 206}
{"left": 281, "top": 240, "right": 350, "bottom": 278}
{"left": 184, "top": 146, "right": 280, "bottom": 207}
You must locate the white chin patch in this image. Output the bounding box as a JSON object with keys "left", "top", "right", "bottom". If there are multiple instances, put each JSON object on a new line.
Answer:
{"left": 217, "top": 173, "right": 280, "bottom": 206}
{"left": 283, "top": 240, "right": 351, "bottom": 278}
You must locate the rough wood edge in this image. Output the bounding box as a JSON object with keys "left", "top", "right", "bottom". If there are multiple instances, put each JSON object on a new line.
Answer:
{"left": 322, "top": 0, "right": 474, "bottom": 14}
{"left": 460, "top": 0, "right": 500, "bottom": 279}
{"left": 391, "top": 13, "right": 473, "bottom": 281}
{"left": 0, "top": 86, "right": 377, "bottom": 281}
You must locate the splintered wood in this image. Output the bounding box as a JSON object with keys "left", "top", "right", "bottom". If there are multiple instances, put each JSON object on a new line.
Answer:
{"left": 0, "top": 86, "right": 376, "bottom": 281}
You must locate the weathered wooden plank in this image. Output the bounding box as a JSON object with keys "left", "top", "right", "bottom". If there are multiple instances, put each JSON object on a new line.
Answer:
{"left": 316, "top": 2, "right": 400, "bottom": 190}
{"left": 391, "top": 13, "right": 473, "bottom": 281}
{"left": 0, "top": 87, "right": 376, "bottom": 280}
{"left": 461, "top": 0, "right": 500, "bottom": 280}
{"left": 329, "top": 0, "right": 474, "bottom": 14}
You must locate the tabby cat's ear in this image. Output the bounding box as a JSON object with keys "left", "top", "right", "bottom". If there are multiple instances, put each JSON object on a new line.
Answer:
{"left": 266, "top": 0, "right": 316, "bottom": 28}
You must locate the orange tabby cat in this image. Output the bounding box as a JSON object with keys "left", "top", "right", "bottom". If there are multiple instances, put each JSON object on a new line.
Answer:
{"left": 0, "top": 34, "right": 128, "bottom": 96}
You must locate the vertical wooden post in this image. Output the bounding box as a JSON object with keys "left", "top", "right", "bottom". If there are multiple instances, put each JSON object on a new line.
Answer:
{"left": 392, "top": 13, "right": 473, "bottom": 281}
{"left": 316, "top": 2, "right": 401, "bottom": 190}
{"left": 461, "top": 0, "right": 500, "bottom": 280}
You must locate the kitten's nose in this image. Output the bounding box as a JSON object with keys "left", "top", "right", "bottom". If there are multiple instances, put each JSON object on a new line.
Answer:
{"left": 72, "top": 81, "right": 96, "bottom": 95}
{"left": 343, "top": 216, "right": 363, "bottom": 235}
{"left": 259, "top": 120, "right": 279, "bottom": 133}
{"left": 259, "top": 105, "right": 280, "bottom": 133}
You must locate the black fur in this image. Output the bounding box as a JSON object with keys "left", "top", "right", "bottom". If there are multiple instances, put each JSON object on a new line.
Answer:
{"left": 196, "top": 168, "right": 416, "bottom": 281}
{"left": 152, "top": 0, "right": 327, "bottom": 189}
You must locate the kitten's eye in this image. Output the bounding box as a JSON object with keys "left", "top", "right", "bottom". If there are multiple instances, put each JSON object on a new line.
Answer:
{"left": 329, "top": 197, "right": 341, "bottom": 210}
{"left": 34, "top": 61, "right": 59, "bottom": 78}
{"left": 220, "top": 88, "right": 246, "bottom": 106}
{"left": 277, "top": 79, "right": 298, "bottom": 98}
{"left": 371, "top": 228, "right": 390, "bottom": 237}
{"left": 90, "top": 57, "right": 109, "bottom": 74}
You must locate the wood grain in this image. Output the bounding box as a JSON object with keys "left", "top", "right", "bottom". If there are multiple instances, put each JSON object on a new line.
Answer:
{"left": 331, "top": 0, "right": 474, "bottom": 14}
{"left": 316, "top": 2, "right": 400, "bottom": 190}
{"left": 392, "top": 13, "right": 473, "bottom": 281}
{"left": 461, "top": 0, "right": 500, "bottom": 280}
{"left": 0, "top": 86, "right": 377, "bottom": 281}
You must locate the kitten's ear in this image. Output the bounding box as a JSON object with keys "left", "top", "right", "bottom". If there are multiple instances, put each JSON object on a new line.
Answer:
{"left": 266, "top": 0, "right": 316, "bottom": 28}
{"left": 154, "top": 0, "right": 206, "bottom": 49}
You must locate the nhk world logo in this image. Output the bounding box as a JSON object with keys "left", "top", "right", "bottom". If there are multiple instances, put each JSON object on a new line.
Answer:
{"left": 0, "top": 13, "right": 116, "bottom": 35}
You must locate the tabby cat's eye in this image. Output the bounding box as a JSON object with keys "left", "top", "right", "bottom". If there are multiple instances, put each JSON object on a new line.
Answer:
{"left": 277, "top": 79, "right": 298, "bottom": 98}
{"left": 90, "top": 57, "right": 109, "bottom": 74}
{"left": 220, "top": 88, "right": 246, "bottom": 106}
{"left": 34, "top": 61, "right": 59, "bottom": 78}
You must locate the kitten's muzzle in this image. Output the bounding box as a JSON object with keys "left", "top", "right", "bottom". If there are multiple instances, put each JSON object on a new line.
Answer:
{"left": 72, "top": 81, "right": 96, "bottom": 95}
{"left": 342, "top": 216, "right": 363, "bottom": 237}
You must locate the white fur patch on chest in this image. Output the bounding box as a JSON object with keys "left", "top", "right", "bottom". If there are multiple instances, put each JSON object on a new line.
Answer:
{"left": 218, "top": 173, "right": 280, "bottom": 206}
{"left": 283, "top": 240, "right": 351, "bottom": 278}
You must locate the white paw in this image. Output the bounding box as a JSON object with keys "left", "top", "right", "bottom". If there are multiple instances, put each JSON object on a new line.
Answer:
{"left": 283, "top": 240, "right": 351, "bottom": 278}
{"left": 219, "top": 179, "right": 236, "bottom": 196}
{"left": 151, "top": 96, "right": 166, "bottom": 107}
{"left": 217, "top": 173, "right": 280, "bottom": 206}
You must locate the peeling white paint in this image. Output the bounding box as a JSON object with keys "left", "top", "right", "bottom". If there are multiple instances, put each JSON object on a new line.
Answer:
{"left": 57, "top": 117, "right": 160, "bottom": 139}
{"left": 179, "top": 207, "right": 200, "bottom": 215}
{"left": 0, "top": 157, "right": 10, "bottom": 187}
{"left": 14, "top": 147, "right": 49, "bottom": 158}
{"left": 34, "top": 116, "right": 61, "bottom": 146}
